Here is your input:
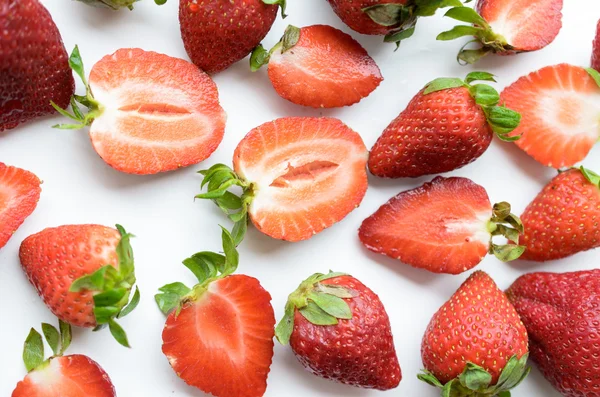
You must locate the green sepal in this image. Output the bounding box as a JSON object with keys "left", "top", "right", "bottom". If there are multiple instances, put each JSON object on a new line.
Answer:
{"left": 23, "top": 328, "right": 44, "bottom": 372}
{"left": 586, "top": 68, "right": 600, "bottom": 89}
{"left": 154, "top": 228, "right": 241, "bottom": 316}
{"left": 52, "top": 46, "right": 104, "bottom": 129}
{"left": 487, "top": 202, "right": 526, "bottom": 262}
{"left": 580, "top": 166, "right": 600, "bottom": 188}
{"left": 438, "top": 6, "right": 513, "bottom": 65}
{"left": 418, "top": 354, "right": 530, "bottom": 396}
{"left": 108, "top": 319, "right": 129, "bottom": 348}
{"left": 69, "top": 224, "right": 139, "bottom": 347}
{"left": 41, "top": 323, "right": 60, "bottom": 356}
{"left": 155, "top": 0, "right": 167, "bottom": 4}
{"left": 262, "top": 0, "right": 287, "bottom": 18}
{"left": 250, "top": 44, "right": 270, "bottom": 72}
{"left": 275, "top": 271, "right": 354, "bottom": 345}
{"left": 75, "top": 0, "right": 139, "bottom": 10}
{"left": 196, "top": 164, "right": 254, "bottom": 245}
{"left": 22, "top": 320, "right": 73, "bottom": 373}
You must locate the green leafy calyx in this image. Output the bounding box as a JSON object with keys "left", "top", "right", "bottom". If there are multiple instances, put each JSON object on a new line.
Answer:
{"left": 69, "top": 224, "right": 139, "bottom": 348}
{"left": 487, "top": 202, "right": 526, "bottom": 262}
{"left": 22, "top": 320, "right": 73, "bottom": 373}
{"left": 418, "top": 354, "right": 530, "bottom": 396}
{"left": 275, "top": 271, "right": 356, "bottom": 345}
{"left": 51, "top": 45, "right": 104, "bottom": 129}
{"left": 155, "top": 227, "right": 240, "bottom": 316}
{"left": 363, "top": 0, "right": 463, "bottom": 47}
{"left": 75, "top": 0, "right": 139, "bottom": 10}
{"left": 195, "top": 163, "right": 253, "bottom": 245}
{"left": 250, "top": 25, "right": 300, "bottom": 71}
{"left": 424, "top": 72, "right": 521, "bottom": 141}
{"left": 580, "top": 166, "right": 600, "bottom": 188}
{"left": 437, "top": 6, "right": 513, "bottom": 64}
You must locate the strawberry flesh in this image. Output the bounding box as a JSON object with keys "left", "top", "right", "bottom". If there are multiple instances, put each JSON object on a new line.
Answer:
{"left": 268, "top": 25, "right": 382, "bottom": 108}
{"left": 162, "top": 275, "right": 275, "bottom": 397}
{"left": 501, "top": 64, "right": 600, "bottom": 168}
{"left": 359, "top": 177, "right": 492, "bottom": 274}
{"left": 0, "top": 163, "right": 41, "bottom": 249}
{"left": 12, "top": 354, "right": 115, "bottom": 397}
{"left": 233, "top": 117, "right": 368, "bottom": 242}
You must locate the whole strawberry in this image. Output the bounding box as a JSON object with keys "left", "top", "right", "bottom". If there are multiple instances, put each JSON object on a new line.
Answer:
{"left": 507, "top": 270, "right": 600, "bottom": 397}
{"left": 594, "top": 19, "right": 600, "bottom": 71}
{"left": 1, "top": 0, "right": 74, "bottom": 132}
{"left": 520, "top": 167, "right": 600, "bottom": 261}
{"left": 20, "top": 224, "right": 140, "bottom": 347}
{"left": 276, "top": 271, "right": 401, "bottom": 390}
{"left": 179, "top": 0, "right": 286, "bottom": 74}
{"left": 368, "top": 72, "right": 521, "bottom": 178}
{"left": 420, "top": 271, "right": 530, "bottom": 396}
{"left": 12, "top": 320, "right": 116, "bottom": 397}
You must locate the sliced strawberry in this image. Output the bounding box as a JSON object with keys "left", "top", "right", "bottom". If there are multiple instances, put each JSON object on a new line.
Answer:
{"left": 252, "top": 25, "right": 382, "bottom": 108}
{"left": 359, "top": 177, "right": 524, "bottom": 274}
{"left": 592, "top": 19, "right": 600, "bottom": 71}
{"left": 12, "top": 355, "right": 115, "bottom": 397}
{"left": 500, "top": 64, "right": 600, "bottom": 168}
{"left": 197, "top": 117, "right": 368, "bottom": 242}
{"left": 477, "top": 0, "right": 563, "bottom": 52}
{"left": 55, "top": 47, "right": 226, "bottom": 175}
{"left": 0, "top": 163, "right": 41, "bottom": 249}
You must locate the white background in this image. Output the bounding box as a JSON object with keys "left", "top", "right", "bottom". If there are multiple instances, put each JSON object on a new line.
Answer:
{"left": 1, "top": 0, "right": 599, "bottom": 395}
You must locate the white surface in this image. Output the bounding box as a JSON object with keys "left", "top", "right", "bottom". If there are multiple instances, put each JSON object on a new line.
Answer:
{"left": 1, "top": 0, "right": 599, "bottom": 396}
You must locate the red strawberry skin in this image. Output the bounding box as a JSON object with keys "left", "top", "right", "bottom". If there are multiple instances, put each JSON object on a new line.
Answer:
{"left": 422, "top": 271, "right": 529, "bottom": 385}
{"left": 507, "top": 270, "right": 600, "bottom": 397}
{"left": 180, "top": 0, "right": 278, "bottom": 74}
{"left": 12, "top": 354, "right": 116, "bottom": 397}
{"left": 19, "top": 225, "right": 120, "bottom": 328}
{"left": 359, "top": 177, "right": 493, "bottom": 274}
{"left": 0, "top": 163, "right": 42, "bottom": 249}
{"left": 1, "top": 0, "right": 74, "bottom": 131}
{"left": 520, "top": 169, "right": 600, "bottom": 261}
{"left": 162, "top": 275, "right": 275, "bottom": 397}
{"left": 368, "top": 87, "right": 492, "bottom": 178}
{"left": 268, "top": 24, "right": 382, "bottom": 108}
{"left": 290, "top": 275, "right": 401, "bottom": 390}
{"left": 327, "top": 0, "right": 409, "bottom": 35}
{"left": 593, "top": 19, "right": 600, "bottom": 71}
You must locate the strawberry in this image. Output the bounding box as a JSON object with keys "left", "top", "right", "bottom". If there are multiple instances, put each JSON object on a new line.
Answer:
{"left": 438, "top": 0, "right": 563, "bottom": 64}
{"left": 12, "top": 320, "right": 115, "bottom": 397}
{"left": 419, "top": 271, "right": 530, "bottom": 396}
{"left": 500, "top": 64, "right": 600, "bottom": 168}
{"left": 506, "top": 269, "right": 600, "bottom": 397}
{"left": 196, "top": 117, "right": 369, "bottom": 243}
{"left": 1, "top": 0, "right": 74, "bottom": 132}
{"left": 250, "top": 24, "right": 382, "bottom": 108}
{"left": 359, "top": 177, "right": 525, "bottom": 274}
{"left": 20, "top": 224, "right": 140, "bottom": 347}
{"left": 53, "top": 46, "right": 226, "bottom": 175}
{"left": 178, "top": 0, "right": 286, "bottom": 74}
{"left": 0, "top": 163, "right": 41, "bottom": 249}
{"left": 328, "top": 0, "right": 459, "bottom": 46}
{"left": 368, "top": 72, "right": 521, "bottom": 178}
{"left": 156, "top": 228, "right": 275, "bottom": 397}
{"left": 593, "top": 19, "right": 600, "bottom": 71}
{"left": 275, "top": 271, "right": 401, "bottom": 390}
{"left": 519, "top": 167, "right": 600, "bottom": 262}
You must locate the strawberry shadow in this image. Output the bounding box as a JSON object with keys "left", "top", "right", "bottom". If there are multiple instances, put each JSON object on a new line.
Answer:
{"left": 494, "top": 138, "right": 557, "bottom": 182}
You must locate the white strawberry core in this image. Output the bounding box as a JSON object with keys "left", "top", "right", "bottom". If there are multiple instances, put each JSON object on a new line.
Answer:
{"left": 445, "top": 210, "right": 492, "bottom": 246}
{"left": 539, "top": 90, "right": 600, "bottom": 140}
{"left": 28, "top": 359, "right": 63, "bottom": 390}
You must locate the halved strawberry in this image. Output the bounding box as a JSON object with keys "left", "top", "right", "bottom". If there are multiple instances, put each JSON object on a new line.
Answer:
{"left": 156, "top": 228, "right": 275, "bottom": 397}
{"left": 592, "top": 19, "right": 600, "bottom": 71}
{"left": 12, "top": 320, "right": 116, "bottom": 397}
{"left": 250, "top": 25, "right": 382, "bottom": 108}
{"left": 500, "top": 64, "right": 600, "bottom": 168}
{"left": 359, "top": 177, "right": 524, "bottom": 274}
{"left": 0, "top": 163, "right": 41, "bottom": 249}
{"left": 197, "top": 117, "right": 369, "bottom": 242}
{"left": 438, "top": 0, "right": 563, "bottom": 64}
{"left": 53, "top": 46, "right": 226, "bottom": 175}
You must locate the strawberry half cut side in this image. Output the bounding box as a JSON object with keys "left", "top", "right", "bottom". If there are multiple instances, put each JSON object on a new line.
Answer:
{"left": 0, "top": 163, "right": 42, "bottom": 249}
{"left": 156, "top": 227, "right": 275, "bottom": 397}
{"left": 250, "top": 25, "right": 382, "bottom": 108}
{"left": 196, "top": 117, "right": 369, "bottom": 243}
{"left": 500, "top": 64, "right": 600, "bottom": 168}
{"left": 437, "top": 0, "right": 563, "bottom": 64}
{"left": 52, "top": 46, "right": 226, "bottom": 175}
{"left": 359, "top": 177, "right": 525, "bottom": 274}
{"left": 12, "top": 320, "right": 116, "bottom": 397}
